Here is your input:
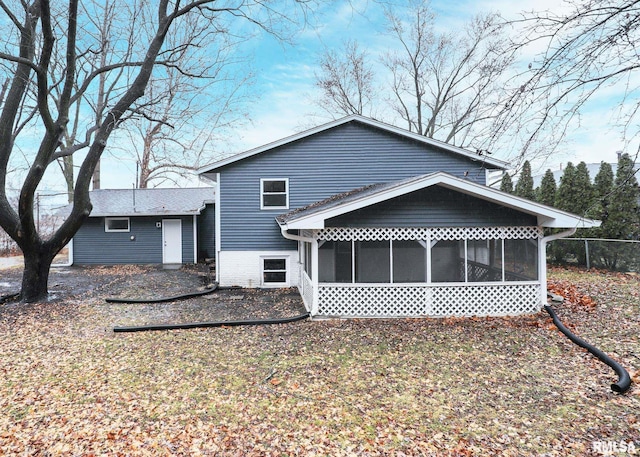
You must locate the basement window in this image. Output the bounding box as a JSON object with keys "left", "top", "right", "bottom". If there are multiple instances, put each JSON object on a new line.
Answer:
{"left": 105, "top": 217, "right": 130, "bottom": 232}
{"left": 262, "top": 257, "right": 288, "bottom": 285}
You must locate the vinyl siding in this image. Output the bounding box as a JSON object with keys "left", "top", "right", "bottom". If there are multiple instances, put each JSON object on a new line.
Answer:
{"left": 209, "top": 122, "right": 501, "bottom": 251}
{"left": 73, "top": 216, "right": 195, "bottom": 264}
{"left": 327, "top": 186, "right": 537, "bottom": 227}
{"left": 197, "top": 204, "right": 216, "bottom": 260}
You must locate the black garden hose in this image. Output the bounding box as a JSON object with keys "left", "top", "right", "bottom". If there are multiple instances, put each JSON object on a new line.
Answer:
{"left": 106, "top": 284, "right": 218, "bottom": 304}
{"left": 0, "top": 292, "right": 20, "bottom": 304}
{"left": 113, "top": 312, "right": 310, "bottom": 332}
{"left": 544, "top": 304, "right": 631, "bottom": 394}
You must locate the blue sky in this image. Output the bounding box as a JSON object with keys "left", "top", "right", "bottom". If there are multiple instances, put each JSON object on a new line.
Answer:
{"left": 33, "top": 0, "right": 636, "bottom": 204}
{"left": 235, "top": 0, "right": 632, "bottom": 172}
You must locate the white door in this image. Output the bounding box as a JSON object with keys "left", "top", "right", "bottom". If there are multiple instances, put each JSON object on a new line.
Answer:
{"left": 162, "top": 219, "right": 182, "bottom": 264}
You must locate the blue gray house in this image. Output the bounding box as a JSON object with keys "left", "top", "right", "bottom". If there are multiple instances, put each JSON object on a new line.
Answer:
{"left": 69, "top": 187, "right": 215, "bottom": 265}
{"left": 197, "top": 115, "right": 599, "bottom": 318}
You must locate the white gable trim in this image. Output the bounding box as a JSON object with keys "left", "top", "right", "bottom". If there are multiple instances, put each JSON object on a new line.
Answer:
{"left": 197, "top": 115, "right": 508, "bottom": 174}
{"left": 279, "top": 172, "right": 600, "bottom": 230}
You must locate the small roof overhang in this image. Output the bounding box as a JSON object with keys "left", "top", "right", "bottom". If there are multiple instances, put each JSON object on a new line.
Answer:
{"left": 197, "top": 115, "right": 508, "bottom": 174}
{"left": 277, "top": 172, "right": 601, "bottom": 230}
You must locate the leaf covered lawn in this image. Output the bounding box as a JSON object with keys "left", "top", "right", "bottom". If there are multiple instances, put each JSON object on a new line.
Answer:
{"left": 1, "top": 266, "right": 639, "bottom": 456}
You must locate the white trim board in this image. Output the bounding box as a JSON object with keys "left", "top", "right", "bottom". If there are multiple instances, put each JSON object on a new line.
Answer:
{"left": 278, "top": 172, "right": 600, "bottom": 230}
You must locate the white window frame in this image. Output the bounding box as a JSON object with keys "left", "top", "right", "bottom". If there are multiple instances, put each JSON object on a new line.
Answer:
{"left": 260, "top": 178, "right": 289, "bottom": 210}
{"left": 261, "top": 256, "right": 289, "bottom": 286}
{"left": 105, "top": 217, "right": 130, "bottom": 233}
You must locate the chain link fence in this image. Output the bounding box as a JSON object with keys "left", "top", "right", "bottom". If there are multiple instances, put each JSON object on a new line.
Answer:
{"left": 548, "top": 238, "right": 640, "bottom": 272}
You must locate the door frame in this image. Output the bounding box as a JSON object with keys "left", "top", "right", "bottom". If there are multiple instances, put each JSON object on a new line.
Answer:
{"left": 162, "top": 219, "right": 182, "bottom": 264}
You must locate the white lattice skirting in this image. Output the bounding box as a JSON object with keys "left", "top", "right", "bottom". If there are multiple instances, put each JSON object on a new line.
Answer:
{"left": 316, "top": 283, "right": 542, "bottom": 317}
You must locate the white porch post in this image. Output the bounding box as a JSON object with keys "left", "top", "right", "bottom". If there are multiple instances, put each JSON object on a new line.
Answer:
{"left": 214, "top": 173, "right": 221, "bottom": 283}
{"left": 193, "top": 214, "right": 198, "bottom": 264}
{"left": 539, "top": 233, "right": 547, "bottom": 308}
{"left": 311, "top": 237, "right": 319, "bottom": 316}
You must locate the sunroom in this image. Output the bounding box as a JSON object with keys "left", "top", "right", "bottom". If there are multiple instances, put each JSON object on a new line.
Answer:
{"left": 277, "top": 172, "right": 600, "bottom": 318}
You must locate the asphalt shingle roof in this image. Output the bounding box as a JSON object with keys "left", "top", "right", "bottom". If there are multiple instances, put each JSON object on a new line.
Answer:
{"left": 276, "top": 174, "right": 431, "bottom": 225}
{"left": 83, "top": 187, "right": 215, "bottom": 217}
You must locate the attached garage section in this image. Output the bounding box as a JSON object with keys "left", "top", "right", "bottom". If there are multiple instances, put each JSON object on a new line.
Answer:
{"left": 68, "top": 188, "right": 215, "bottom": 266}
{"left": 73, "top": 215, "right": 197, "bottom": 265}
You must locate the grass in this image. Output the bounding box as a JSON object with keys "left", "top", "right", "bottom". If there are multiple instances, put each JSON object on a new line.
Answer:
{"left": 0, "top": 267, "right": 639, "bottom": 455}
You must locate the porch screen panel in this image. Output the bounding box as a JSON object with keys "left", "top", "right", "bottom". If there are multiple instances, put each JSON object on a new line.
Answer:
{"left": 467, "top": 239, "right": 502, "bottom": 282}
{"left": 431, "top": 240, "right": 464, "bottom": 282}
{"left": 355, "top": 241, "right": 390, "bottom": 283}
{"left": 393, "top": 240, "right": 426, "bottom": 283}
{"left": 504, "top": 238, "right": 538, "bottom": 281}
{"left": 319, "top": 241, "right": 352, "bottom": 283}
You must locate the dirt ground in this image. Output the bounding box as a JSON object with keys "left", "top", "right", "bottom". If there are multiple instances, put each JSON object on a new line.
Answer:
{"left": 0, "top": 264, "right": 306, "bottom": 328}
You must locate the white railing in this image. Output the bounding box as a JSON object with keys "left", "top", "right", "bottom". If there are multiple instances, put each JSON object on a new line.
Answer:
{"left": 299, "top": 271, "right": 314, "bottom": 312}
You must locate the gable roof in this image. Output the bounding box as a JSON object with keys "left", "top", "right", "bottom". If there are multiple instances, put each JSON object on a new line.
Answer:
{"left": 83, "top": 187, "right": 215, "bottom": 217}
{"left": 277, "top": 172, "right": 600, "bottom": 230}
{"left": 197, "top": 115, "right": 508, "bottom": 174}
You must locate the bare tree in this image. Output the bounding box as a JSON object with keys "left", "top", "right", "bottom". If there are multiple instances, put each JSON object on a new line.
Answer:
{"left": 125, "top": 19, "right": 251, "bottom": 189}
{"left": 315, "top": 40, "right": 375, "bottom": 117}
{"left": 497, "top": 0, "right": 640, "bottom": 158}
{"left": 313, "top": 1, "right": 514, "bottom": 150}
{"left": 382, "top": 1, "right": 514, "bottom": 147}
{"left": 51, "top": 1, "right": 125, "bottom": 200}
{"left": 0, "top": 0, "right": 309, "bottom": 302}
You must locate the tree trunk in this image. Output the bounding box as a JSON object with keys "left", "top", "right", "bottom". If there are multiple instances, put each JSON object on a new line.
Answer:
{"left": 20, "top": 246, "right": 56, "bottom": 303}
{"left": 92, "top": 159, "right": 101, "bottom": 190}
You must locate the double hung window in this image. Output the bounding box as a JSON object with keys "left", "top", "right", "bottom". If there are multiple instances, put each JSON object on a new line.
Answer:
{"left": 262, "top": 257, "right": 288, "bottom": 285}
{"left": 261, "top": 179, "right": 289, "bottom": 209}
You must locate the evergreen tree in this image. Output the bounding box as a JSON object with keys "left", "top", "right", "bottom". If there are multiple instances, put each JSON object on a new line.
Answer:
{"left": 555, "top": 162, "right": 577, "bottom": 212}
{"left": 553, "top": 162, "right": 585, "bottom": 264}
{"left": 536, "top": 169, "right": 557, "bottom": 206}
{"left": 574, "top": 161, "right": 595, "bottom": 216}
{"left": 500, "top": 172, "right": 514, "bottom": 193}
{"left": 596, "top": 153, "right": 640, "bottom": 270}
{"left": 606, "top": 153, "right": 640, "bottom": 240}
{"left": 515, "top": 160, "right": 536, "bottom": 200}
{"left": 588, "top": 161, "right": 615, "bottom": 268}
{"left": 592, "top": 161, "right": 614, "bottom": 225}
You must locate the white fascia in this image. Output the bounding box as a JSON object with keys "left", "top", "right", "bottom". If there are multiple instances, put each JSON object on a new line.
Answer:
{"left": 281, "top": 172, "right": 601, "bottom": 231}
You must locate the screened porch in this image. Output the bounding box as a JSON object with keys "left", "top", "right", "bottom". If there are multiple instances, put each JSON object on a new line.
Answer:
{"left": 298, "top": 226, "right": 544, "bottom": 318}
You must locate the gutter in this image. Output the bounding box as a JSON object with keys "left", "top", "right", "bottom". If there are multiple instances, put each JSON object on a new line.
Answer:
{"left": 279, "top": 225, "right": 315, "bottom": 243}
{"left": 541, "top": 227, "right": 577, "bottom": 244}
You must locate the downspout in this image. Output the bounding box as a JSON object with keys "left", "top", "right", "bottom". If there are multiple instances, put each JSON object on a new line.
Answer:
{"left": 539, "top": 228, "right": 576, "bottom": 306}
{"left": 54, "top": 238, "right": 74, "bottom": 267}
